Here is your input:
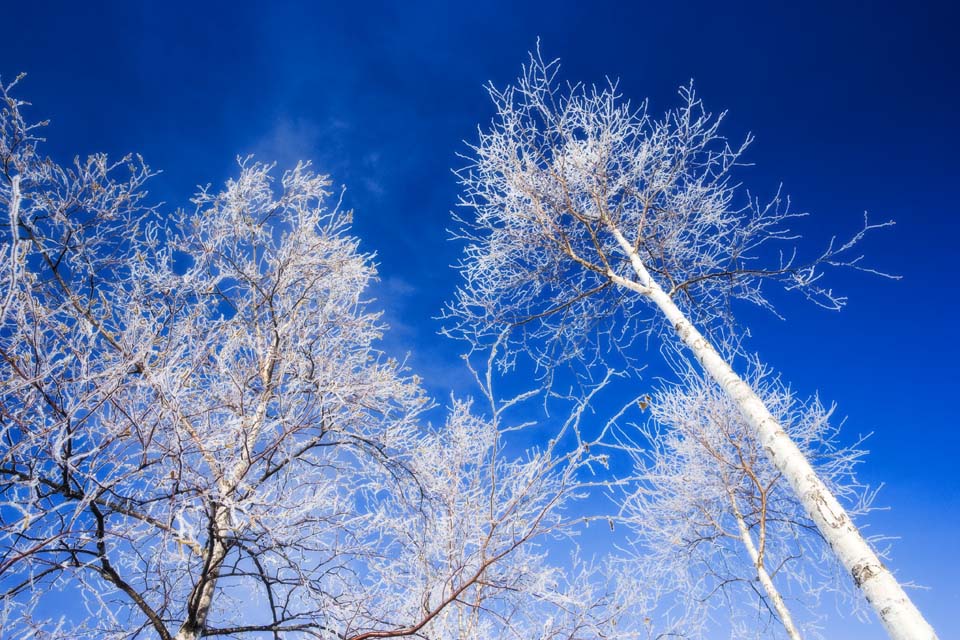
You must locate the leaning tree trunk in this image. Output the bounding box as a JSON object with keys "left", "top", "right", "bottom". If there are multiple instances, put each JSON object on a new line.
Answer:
{"left": 607, "top": 228, "right": 937, "bottom": 640}
{"left": 728, "top": 491, "right": 803, "bottom": 640}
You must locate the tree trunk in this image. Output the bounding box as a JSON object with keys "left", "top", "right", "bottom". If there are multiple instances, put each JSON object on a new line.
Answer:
{"left": 173, "top": 506, "right": 232, "bottom": 640}
{"left": 729, "top": 491, "right": 803, "bottom": 640}
{"left": 608, "top": 228, "right": 938, "bottom": 640}
{"left": 173, "top": 356, "right": 274, "bottom": 640}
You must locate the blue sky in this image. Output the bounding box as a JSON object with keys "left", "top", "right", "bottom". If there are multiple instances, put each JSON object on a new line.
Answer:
{"left": 3, "top": 1, "right": 958, "bottom": 636}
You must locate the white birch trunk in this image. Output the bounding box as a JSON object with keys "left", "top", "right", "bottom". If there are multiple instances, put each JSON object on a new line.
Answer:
{"left": 729, "top": 491, "right": 803, "bottom": 640}
{"left": 608, "top": 228, "right": 938, "bottom": 640}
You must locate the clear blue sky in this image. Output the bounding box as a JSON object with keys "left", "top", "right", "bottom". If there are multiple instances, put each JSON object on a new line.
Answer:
{"left": 3, "top": 1, "right": 957, "bottom": 636}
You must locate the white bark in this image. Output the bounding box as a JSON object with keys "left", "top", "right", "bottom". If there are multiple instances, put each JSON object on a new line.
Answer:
{"left": 728, "top": 491, "right": 803, "bottom": 640}
{"left": 1, "top": 175, "right": 21, "bottom": 320}
{"left": 610, "top": 228, "right": 936, "bottom": 640}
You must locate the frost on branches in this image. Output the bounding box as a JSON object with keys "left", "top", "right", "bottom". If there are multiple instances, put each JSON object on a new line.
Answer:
{"left": 615, "top": 360, "right": 878, "bottom": 639}
{"left": 446, "top": 49, "right": 936, "bottom": 639}
{"left": 0, "top": 79, "right": 601, "bottom": 640}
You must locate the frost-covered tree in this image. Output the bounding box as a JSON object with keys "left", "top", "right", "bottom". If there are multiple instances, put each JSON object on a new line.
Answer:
{"left": 0, "top": 81, "right": 419, "bottom": 638}
{"left": 617, "top": 361, "right": 877, "bottom": 639}
{"left": 446, "top": 49, "right": 936, "bottom": 639}
{"left": 319, "top": 395, "right": 608, "bottom": 640}
{"left": 373, "top": 396, "right": 607, "bottom": 639}
{"left": 0, "top": 78, "right": 600, "bottom": 640}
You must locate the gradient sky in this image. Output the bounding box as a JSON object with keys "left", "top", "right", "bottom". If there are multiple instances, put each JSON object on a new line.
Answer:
{"left": 3, "top": 1, "right": 958, "bottom": 637}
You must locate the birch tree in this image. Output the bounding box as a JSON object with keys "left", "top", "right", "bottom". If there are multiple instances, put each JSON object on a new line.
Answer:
{"left": 446, "top": 49, "right": 936, "bottom": 640}
{"left": 616, "top": 360, "right": 878, "bottom": 639}
{"left": 0, "top": 78, "right": 601, "bottom": 640}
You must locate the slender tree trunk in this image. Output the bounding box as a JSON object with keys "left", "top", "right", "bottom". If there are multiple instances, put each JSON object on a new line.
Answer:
{"left": 2, "top": 176, "right": 23, "bottom": 319}
{"left": 728, "top": 492, "right": 803, "bottom": 640}
{"left": 607, "top": 228, "right": 938, "bottom": 640}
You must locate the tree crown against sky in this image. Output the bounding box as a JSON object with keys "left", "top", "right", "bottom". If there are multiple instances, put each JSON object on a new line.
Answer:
{"left": 3, "top": 64, "right": 890, "bottom": 640}
{"left": 446, "top": 48, "right": 893, "bottom": 375}
{"left": 0, "top": 79, "right": 609, "bottom": 640}
{"left": 0, "top": 3, "right": 956, "bottom": 636}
